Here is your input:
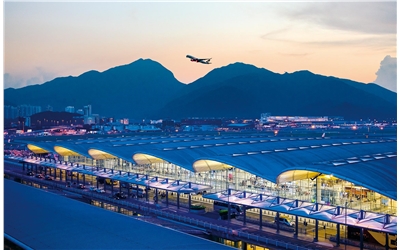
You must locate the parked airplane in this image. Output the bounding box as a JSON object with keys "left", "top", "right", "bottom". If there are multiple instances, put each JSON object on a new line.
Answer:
{"left": 186, "top": 55, "right": 212, "bottom": 64}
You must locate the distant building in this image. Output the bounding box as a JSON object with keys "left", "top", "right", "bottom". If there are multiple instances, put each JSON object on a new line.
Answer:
{"left": 260, "top": 113, "right": 329, "bottom": 124}
{"left": 126, "top": 124, "right": 140, "bottom": 131}
{"left": 82, "top": 105, "right": 95, "bottom": 125}
{"left": 120, "top": 118, "right": 129, "bottom": 125}
{"left": 4, "top": 106, "right": 18, "bottom": 119}
{"left": 182, "top": 125, "right": 217, "bottom": 132}
{"left": 84, "top": 116, "right": 96, "bottom": 125}
{"left": 65, "top": 106, "right": 75, "bottom": 113}
{"left": 84, "top": 105, "right": 92, "bottom": 116}
{"left": 30, "top": 111, "right": 84, "bottom": 128}
{"left": 93, "top": 114, "right": 100, "bottom": 124}
{"left": 162, "top": 119, "right": 175, "bottom": 130}
{"left": 24, "top": 117, "right": 31, "bottom": 127}
{"left": 76, "top": 109, "right": 84, "bottom": 115}
{"left": 4, "top": 104, "right": 42, "bottom": 121}
{"left": 181, "top": 118, "right": 222, "bottom": 126}
{"left": 18, "top": 105, "right": 42, "bottom": 117}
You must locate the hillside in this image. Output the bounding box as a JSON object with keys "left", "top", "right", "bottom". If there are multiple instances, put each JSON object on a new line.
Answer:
{"left": 4, "top": 60, "right": 397, "bottom": 120}
{"left": 4, "top": 59, "right": 184, "bottom": 118}
{"left": 158, "top": 64, "right": 396, "bottom": 120}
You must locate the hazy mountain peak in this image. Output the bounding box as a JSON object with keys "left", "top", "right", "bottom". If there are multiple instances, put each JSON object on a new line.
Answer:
{"left": 292, "top": 70, "right": 315, "bottom": 75}
{"left": 220, "top": 62, "right": 264, "bottom": 71}
{"left": 4, "top": 59, "right": 396, "bottom": 120}
{"left": 130, "top": 58, "right": 159, "bottom": 65}
{"left": 104, "top": 58, "right": 176, "bottom": 80}
{"left": 78, "top": 70, "right": 100, "bottom": 77}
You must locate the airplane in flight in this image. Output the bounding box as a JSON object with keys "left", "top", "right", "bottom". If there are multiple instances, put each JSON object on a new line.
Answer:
{"left": 186, "top": 55, "right": 212, "bottom": 64}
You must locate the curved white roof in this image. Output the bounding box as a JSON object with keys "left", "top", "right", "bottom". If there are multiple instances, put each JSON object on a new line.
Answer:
{"left": 25, "top": 134, "right": 397, "bottom": 200}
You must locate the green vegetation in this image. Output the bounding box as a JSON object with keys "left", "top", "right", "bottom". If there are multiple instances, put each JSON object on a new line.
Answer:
{"left": 218, "top": 209, "right": 228, "bottom": 215}
{"left": 190, "top": 204, "right": 206, "bottom": 210}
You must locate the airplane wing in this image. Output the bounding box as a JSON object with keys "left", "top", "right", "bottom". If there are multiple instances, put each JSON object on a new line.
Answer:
{"left": 199, "top": 58, "right": 212, "bottom": 64}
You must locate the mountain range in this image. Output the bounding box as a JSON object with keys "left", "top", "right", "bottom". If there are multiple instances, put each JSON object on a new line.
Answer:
{"left": 4, "top": 59, "right": 397, "bottom": 120}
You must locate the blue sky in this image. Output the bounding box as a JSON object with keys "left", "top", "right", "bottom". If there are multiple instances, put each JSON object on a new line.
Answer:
{"left": 3, "top": 1, "right": 397, "bottom": 92}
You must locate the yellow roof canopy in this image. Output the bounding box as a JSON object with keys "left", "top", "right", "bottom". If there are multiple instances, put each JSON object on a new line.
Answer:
{"left": 277, "top": 170, "right": 337, "bottom": 184}
{"left": 133, "top": 153, "right": 164, "bottom": 165}
{"left": 193, "top": 160, "right": 233, "bottom": 172}
{"left": 88, "top": 149, "right": 117, "bottom": 160}
{"left": 27, "top": 144, "right": 49, "bottom": 154}
{"left": 54, "top": 146, "right": 81, "bottom": 157}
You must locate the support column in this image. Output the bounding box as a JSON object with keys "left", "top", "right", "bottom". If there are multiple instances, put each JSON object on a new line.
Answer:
{"left": 188, "top": 182, "right": 192, "bottom": 209}
{"left": 259, "top": 208, "right": 263, "bottom": 230}
{"left": 243, "top": 206, "right": 247, "bottom": 226}
{"left": 385, "top": 233, "right": 389, "bottom": 250}
{"left": 177, "top": 193, "right": 180, "bottom": 209}
{"left": 314, "top": 219, "right": 319, "bottom": 242}
{"left": 234, "top": 168, "right": 239, "bottom": 190}
{"left": 294, "top": 199, "right": 299, "bottom": 238}
{"left": 188, "top": 193, "right": 191, "bottom": 209}
{"left": 228, "top": 203, "right": 231, "bottom": 221}
{"left": 316, "top": 177, "right": 321, "bottom": 203}
{"left": 276, "top": 212, "right": 280, "bottom": 232}
{"left": 360, "top": 228, "right": 364, "bottom": 250}
{"left": 228, "top": 188, "right": 231, "bottom": 221}
{"left": 135, "top": 184, "right": 139, "bottom": 199}
{"left": 336, "top": 223, "right": 340, "bottom": 247}
{"left": 166, "top": 191, "right": 169, "bottom": 207}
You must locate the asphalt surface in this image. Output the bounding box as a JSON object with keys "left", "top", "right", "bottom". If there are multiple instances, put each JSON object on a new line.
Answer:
{"left": 4, "top": 159, "right": 367, "bottom": 250}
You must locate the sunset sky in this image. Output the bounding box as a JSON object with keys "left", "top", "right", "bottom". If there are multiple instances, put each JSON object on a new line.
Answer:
{"left": 3, "top": 1, "right": 397, "bottom": 92}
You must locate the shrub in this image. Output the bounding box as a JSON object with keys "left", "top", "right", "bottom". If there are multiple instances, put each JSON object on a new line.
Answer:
{"left": 190, "top": 204, "right": 206, "bottom": 210}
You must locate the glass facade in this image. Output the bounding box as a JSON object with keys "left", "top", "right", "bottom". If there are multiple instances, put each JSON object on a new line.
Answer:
{"left": 58, "top": 155, "right": 397, "bottom": 215}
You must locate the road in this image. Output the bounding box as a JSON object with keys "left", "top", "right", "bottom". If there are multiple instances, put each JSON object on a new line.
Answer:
{"left": 5, "top": 158, "right": 361, "bottom": 250}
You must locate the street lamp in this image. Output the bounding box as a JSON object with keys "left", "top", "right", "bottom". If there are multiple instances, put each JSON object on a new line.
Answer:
{"left": 146, "top": 178, "right": 150, "bottom": 216}
{"left": 344, "top": 200, "right": 353, "bottom": 250}
{"left": 345, "top": 201, "right": 348, "bottom": 250}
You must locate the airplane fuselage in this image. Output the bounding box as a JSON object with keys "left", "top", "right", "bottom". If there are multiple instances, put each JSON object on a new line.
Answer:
{"left": 186, "top": 55, "right": 211, "bottom": 64}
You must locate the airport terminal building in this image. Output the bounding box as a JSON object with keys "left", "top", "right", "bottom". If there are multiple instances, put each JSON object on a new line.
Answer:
{"left": 12, "top": 132, "right": 397, "bottom": 248}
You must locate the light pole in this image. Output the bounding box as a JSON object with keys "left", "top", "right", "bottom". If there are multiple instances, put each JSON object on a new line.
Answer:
{"left": 345, "top": 201, "right": 347, "bottom": 250}
{"left": 146, "top": 178, "right": 150, "bottom": 216}
{"left": 344, "top": 200, "right": 353, "bottom": 250}
{"left": 226, "top": 169, "right": 230, "bottom": 221}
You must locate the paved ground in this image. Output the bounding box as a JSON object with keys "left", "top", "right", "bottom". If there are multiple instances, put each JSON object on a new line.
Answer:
{"left": 4, "top": 160, "right": 379, "bottom": 250}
